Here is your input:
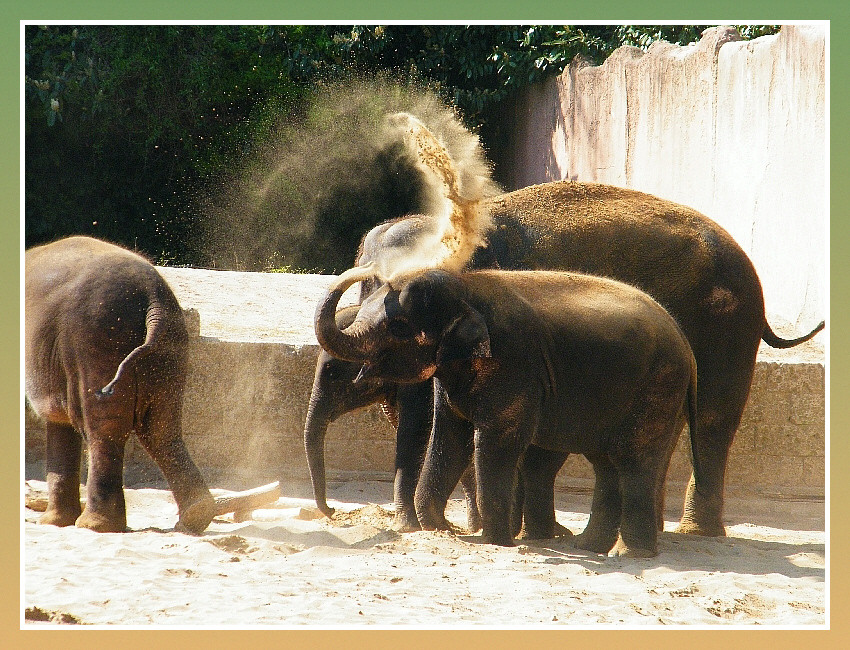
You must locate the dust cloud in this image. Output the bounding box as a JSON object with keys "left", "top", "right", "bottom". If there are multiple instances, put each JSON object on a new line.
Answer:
{"left": 196, "top": 74, "right": 499, "bottom": 275}
{"left": 370, "top": 111, "right": 495, "bottom": 283}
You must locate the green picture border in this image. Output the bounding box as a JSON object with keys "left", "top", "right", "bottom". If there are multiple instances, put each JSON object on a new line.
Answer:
{"left": 5, "top": 1, "right": 844, "bottom": 647}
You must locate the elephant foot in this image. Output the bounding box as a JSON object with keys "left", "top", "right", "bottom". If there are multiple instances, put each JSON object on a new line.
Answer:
{"left": 392, "top": 509, "right": 423, "bottom": 533}
{"left": 677, "top": 480, "right": 726, "bottom": 537}
{"left": 75, "top": 509, "right": 127, "bottom": 533}
{"left": 480, "top": 531, "right": 515, "bottom": 547}
{"left": 517, "top": 521, "right": 573, "bottom": 541}
{"left": 676, "top": 497, "right": 726, "bottom": 536}
{"left": 175, "top": 495, "right": 216, "bottom": 535}
{"left": 553, "top": 521, "right": 573, "bottom": 538}
{"left": 38, "top": 507, "right": 81, "bottom": 528}
{"left": 675, "top": 518, "right": 726, "bottom": 537}
{"left": 466, "top": 510, "right": 483, "bottom": 533}
{"left": 481, "top": 526, "right": 514, "bottom": 546}
{"left": 572, "top": 529, "right": 618, "bottom": 555}
{"left": 414, "top": 501, "right": 455, "bottom": 533}
{"left": 608, "top": 535, "right": 657, "bottom": 558}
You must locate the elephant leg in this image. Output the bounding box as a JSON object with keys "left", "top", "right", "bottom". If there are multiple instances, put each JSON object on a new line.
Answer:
{"left": 518, "top": 445, "right": 571, "bottom": 540}
{"left": 134, "top": 400, "right": 214, "bottom": 535}
{"left": 473, "top": 426, "right": 530, "bottom": 547}
{"left": 677, "top": 349, "right": 756, "bottom": 538}
{"left": 38, "top": 421, "right": 83, "bottom": 527}
{"left": 392, "top": 381, "right": 434, "bottom": 532}
{"left": 76, "top": 426, "right": 130, "bottom": 533}
{"left": 415, "top": 391, "right": 473, "bottom": 531}
{"left": 611, "top": 469, "right": 660, "bottom": 558}
{"left": 655, "top": 423, "right": 685, "bottom": 532}
{"left": 459, "top": 464, "right": 482, "bottom": 532}
{"left": 573, "top": 454, "right": 621, "bottom": 554}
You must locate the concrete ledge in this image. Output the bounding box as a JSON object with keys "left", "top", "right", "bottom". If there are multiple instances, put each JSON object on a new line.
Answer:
{"left": 24, "top": 268, "right": 825, "bottom": 500}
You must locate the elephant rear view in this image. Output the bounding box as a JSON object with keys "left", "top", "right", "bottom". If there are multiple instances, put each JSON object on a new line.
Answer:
{"left": 25, "top": 236, "right": 215, "bottom": 534}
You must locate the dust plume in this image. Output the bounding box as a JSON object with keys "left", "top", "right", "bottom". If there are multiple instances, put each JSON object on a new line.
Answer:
{"left": 371, "top": 112, "right": 494, "bottom": 283}
{"left": 196, "top": 75, "right": 499, "bottom": 274}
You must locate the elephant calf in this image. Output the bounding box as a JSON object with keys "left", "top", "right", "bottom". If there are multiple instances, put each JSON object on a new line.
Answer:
{"left": 25, "top": 236, "right": 215, "bottom": 534}
{"left": 316, "top": 266, "right": 700, "bottom": 556}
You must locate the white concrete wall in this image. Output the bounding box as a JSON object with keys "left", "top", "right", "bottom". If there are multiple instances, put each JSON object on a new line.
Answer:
{"left": 501, "top": 25, "right": 827, "bottom": 330}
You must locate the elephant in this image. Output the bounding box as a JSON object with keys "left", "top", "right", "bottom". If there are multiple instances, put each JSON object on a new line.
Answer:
{"left": 305, "top": 304, "right": 482, "bottom": 532}
{"left": 25, "top": 236, "right": 216, "bottom": 534}
{"left": 304, "top": 181, "right": 824, "bottom": 537}
{"left": 315, "top": 264, "right": 700, "bottom": 556}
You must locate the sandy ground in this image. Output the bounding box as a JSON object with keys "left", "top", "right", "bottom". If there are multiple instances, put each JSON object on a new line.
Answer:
{"left": 23, "top": 477, "right": 825, "bottom": 628}
{"left": 22, "top": 267, "right": 827, "bottom": 629}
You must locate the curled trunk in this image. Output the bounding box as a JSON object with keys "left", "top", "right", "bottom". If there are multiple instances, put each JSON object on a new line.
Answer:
{"left": 314, "top": 263, "right": 378, "bottom": 361}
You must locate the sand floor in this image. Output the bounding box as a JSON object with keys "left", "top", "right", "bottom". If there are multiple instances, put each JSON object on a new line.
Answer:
{"left": 22, "top": 477, "right": 826, "bottom": 629}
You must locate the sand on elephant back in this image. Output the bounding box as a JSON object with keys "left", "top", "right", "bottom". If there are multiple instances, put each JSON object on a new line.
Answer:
{"left": 22, "top": 476, "right": 825, "bottom": 628}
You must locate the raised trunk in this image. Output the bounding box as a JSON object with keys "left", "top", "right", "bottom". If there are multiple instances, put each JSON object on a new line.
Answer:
{"left": 314, "top": 263, "right": 378, "bottom": 361}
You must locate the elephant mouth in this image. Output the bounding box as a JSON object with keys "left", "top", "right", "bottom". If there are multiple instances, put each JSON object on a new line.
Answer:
{"left": 354, "top": 360, "right": 438, "bottom": 385}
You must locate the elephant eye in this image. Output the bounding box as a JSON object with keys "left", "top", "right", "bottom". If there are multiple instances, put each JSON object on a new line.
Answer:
{"left": 388, "top": 318, "right": 415, "bottom": 340}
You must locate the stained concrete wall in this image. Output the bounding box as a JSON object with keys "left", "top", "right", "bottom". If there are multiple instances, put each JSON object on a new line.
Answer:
{"left": 498, "top": 24, "right": 827, "bottom": 332}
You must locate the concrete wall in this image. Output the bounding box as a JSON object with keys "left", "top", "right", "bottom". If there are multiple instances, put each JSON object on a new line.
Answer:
{"left": 498, "top": 24, "right": 827, "bottom": 331}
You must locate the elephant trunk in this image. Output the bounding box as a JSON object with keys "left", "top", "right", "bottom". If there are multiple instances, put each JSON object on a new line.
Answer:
{"left": 314, "top": 263, "right": 378, "bottom": 362}
{"left": 303, "top": 394, "right": 336, "bottom": 517}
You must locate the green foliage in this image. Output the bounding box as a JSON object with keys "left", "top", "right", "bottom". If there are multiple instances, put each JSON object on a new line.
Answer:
{"left": 25, "top": 24, "right": 780, "bottom": 268}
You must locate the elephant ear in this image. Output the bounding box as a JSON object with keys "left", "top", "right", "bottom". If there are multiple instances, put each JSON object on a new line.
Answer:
{"left": 436, "top": 304, "right": 491, "bottom": 366}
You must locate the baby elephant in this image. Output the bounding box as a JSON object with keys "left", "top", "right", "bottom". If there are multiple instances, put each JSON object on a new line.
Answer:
{"left": 25, "top": 236, "right": 215, "bottom": 534}
{"left": 316, "top": 266, "right": 700, "bottom": 557}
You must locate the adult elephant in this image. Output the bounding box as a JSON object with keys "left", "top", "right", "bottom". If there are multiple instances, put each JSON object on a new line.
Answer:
{"left": 306, "top": 181, "right": 824, "bottom": 537}
{"left": 26, "top": 236, "right": 217, "bottom": 533}
{"left": 316, "top": 265, "right": 700, "bottom": 556}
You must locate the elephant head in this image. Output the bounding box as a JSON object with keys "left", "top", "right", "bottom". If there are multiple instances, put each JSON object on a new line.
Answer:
{"left": 315, "top": 268, "right": 491, "bottom": 385}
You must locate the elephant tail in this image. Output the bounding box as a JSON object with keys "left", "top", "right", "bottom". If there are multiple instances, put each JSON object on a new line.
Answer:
{"left": 761, "top": 319, "right": 824, "bottom": 349}
{"left": 685, "top": 359, "right": 705, "bottom": 495}
{"left": 96, "top": 305, "right": 164, "bottom": 397}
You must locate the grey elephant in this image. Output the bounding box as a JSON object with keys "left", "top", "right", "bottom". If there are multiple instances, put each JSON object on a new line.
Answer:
{"left": 305, "top": 181, "right": 824, "bottom": 537}
{"left": 25, "top": 236, "right": 216, "bottom": 534}
{"left": 316, "top": 265, "right": 700, "bottom": 556}
{"left": 305, "top": 305, "right": 482, "bottom": 532}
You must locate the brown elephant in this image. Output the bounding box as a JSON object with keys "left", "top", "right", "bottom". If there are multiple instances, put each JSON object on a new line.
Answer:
{"left": 316, "top": 265, "right": 700, "bottom": 556}
{"left": 25, "top": 236, "right": 216, "bottom": 534}
{"left": 306, "top": 181, "right": 824, "bottom": 537}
